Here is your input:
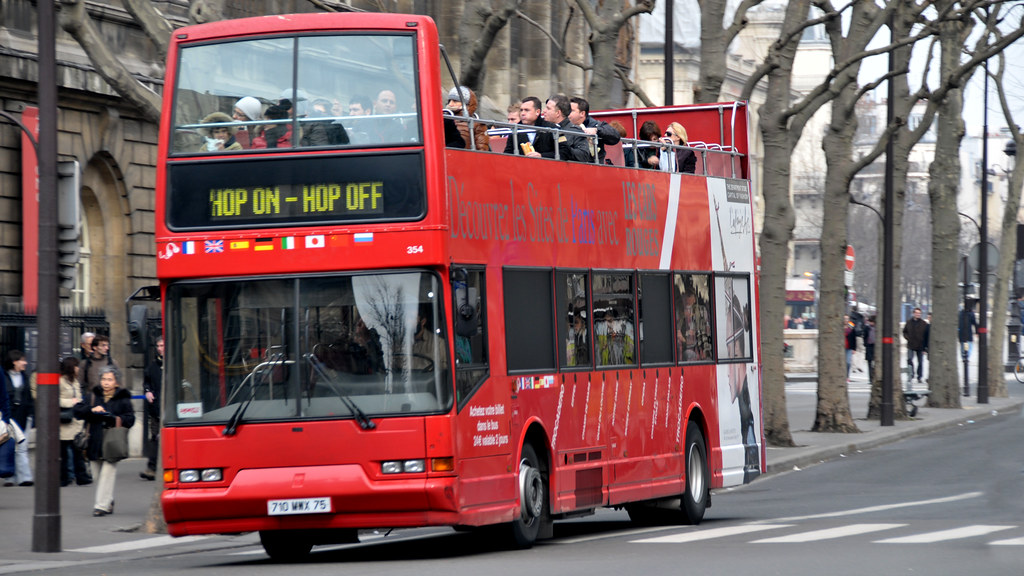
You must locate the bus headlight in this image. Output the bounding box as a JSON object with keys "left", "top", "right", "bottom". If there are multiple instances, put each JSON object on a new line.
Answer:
{"left": 179, "top": 468, "right": 223, "bottom": 483}
{"left": 382, "top": 459, "right": 425, "bottom": 474}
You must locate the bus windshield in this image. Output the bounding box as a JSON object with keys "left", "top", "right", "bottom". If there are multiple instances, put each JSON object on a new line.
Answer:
{"left": 171, "top": 33, "right": 420, "bottom": 154}
{"left": 164, "top": 271, "right": 451, "bottom": 425}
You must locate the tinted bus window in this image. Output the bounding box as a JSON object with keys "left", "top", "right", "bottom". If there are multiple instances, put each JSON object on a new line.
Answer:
{"left": 638, "top": 273, "right": 672, "bottom": 365}
{"left": 172, "top": 33, "right": 420, "bottom": 154}
{"left": 715, "top": 273, "right": 753, "bottom": 362}
{"left": 504, "top": 268, "right": 555, "bottom": 373}
{"left": 165, "top": 272, "right": 452, "bottom": 424}
{"left": 593, "top": 272, "right": 636, "bottom": 367}
{"left": 675, "top": 273, "right": 714, "bottom": 362}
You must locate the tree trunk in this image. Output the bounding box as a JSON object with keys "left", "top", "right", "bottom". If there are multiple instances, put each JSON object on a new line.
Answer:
{"left": 812, "top": 0, "right": 882, "bottom": 434}
{"left": 925, "top": 3, "right": 967, "bottom": 408}
{"left": 751, "top": 0, "right": 814, "bottom": 446}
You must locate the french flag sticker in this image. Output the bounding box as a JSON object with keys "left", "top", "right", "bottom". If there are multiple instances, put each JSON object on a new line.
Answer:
{"left": 182, "top": 241, "right": 195, "bottom": 255}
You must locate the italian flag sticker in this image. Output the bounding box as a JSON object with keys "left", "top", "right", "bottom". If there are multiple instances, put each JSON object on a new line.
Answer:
{"left": 282, "top": 237, "right": 295, "bottom": 250}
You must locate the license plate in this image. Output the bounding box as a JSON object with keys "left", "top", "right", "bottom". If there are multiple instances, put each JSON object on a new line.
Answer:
{"left": 267, "top": 497, "right": 332, "bottom": 516}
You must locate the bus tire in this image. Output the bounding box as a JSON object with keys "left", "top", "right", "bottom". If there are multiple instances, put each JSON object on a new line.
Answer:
{"left": 259, "top": 530, "right": 313, "bottom": 561}
{"left": 679, "top": 421, "right": 708, "bottom": 525}
{"left": 511, "top": 443, "right": 548, "bottom": 548}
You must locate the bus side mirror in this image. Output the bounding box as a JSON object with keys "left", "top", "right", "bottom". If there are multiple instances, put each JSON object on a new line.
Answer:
{"left": 128, "top": 305, "right": 149, "bottom": 354}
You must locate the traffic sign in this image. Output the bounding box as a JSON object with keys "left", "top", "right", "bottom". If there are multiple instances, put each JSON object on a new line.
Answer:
{"left": 845, "top": 245, "right": 855, "bottom": 272}
{"left": 968, "top": 242, "right": 998, "bottom": 274}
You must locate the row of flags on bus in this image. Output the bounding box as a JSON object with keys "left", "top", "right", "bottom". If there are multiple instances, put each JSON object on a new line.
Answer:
{"left": 168, "top": 233, "right": 374, "bottom": 257}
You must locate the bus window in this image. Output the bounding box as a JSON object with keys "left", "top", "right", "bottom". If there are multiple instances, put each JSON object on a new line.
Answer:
{"left": 165, "top": 272, "right": 452, "bottom": 425}
{"left": 638, "top": 273, "right": 672, "bottom": 365}
{"left": 592, "top": 272, "right": 636, "bottom": 367}
{"left": 503, "top": 268, "right": 555, "bottom": 373}
{"left": 715, "top": 273, "right": 753, "bottom": 362}
{"left": 171, "top": 33, "right": 420, "bottom": 154}
{"left": 556, "top": 270, "right": 591, "bottom": 369}
{"left": 675, "top": 273, "right": 713, "bottom": 362}
{"left": 454, "top": 267, "right": 488, "bottom": 406}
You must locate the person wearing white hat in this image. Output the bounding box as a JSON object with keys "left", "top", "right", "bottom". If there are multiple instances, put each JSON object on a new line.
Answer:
{"left": 232, "top": 96, "right": 262, "bottom": 148}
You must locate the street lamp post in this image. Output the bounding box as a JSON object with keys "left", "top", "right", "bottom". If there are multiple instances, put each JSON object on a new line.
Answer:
{"left": 979, "top": 53, "right": 990, "bottom": 405}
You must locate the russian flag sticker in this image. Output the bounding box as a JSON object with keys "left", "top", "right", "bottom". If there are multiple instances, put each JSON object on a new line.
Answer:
{"left": 354, "top": 233, "right": 374, "bottom": 243}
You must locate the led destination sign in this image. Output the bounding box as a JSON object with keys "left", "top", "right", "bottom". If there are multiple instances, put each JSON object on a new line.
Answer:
{"left": 167, "top": 152, "right": 425, "bottom": 230}
{"left": 208, "top": 181, "right": 384, "bottom": 219}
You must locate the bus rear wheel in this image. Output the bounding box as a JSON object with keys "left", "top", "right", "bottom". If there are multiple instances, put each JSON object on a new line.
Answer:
{"left": 260, "top": 530, "right": 313, "bottom": 561}
{"left": 679, "top": 420, "right": 708, "bottom": 524}
{"left": 511, "top": 443, "right": 548, "bottom": 548}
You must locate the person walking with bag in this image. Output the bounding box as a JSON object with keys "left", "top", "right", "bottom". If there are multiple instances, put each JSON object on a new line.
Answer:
{"left": 75, "top": 365, "right": 133, "bottom": 516}
{"left": 57, "top": 357, "right": 90, "bottom": 486}
{"left": 3, "top": 350, "right": 34, "bottom": 486}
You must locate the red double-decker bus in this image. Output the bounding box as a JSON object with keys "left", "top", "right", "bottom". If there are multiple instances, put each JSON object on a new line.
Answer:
{"left": 156, "top": 12, "right": 762, "bottom": 560}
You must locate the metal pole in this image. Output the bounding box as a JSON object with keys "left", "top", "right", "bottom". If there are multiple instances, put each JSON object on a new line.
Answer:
{"left": 664, "top": 0, "right": 674, "bottom": 106}
{"left": 979, "top": 54, "right": 990, "bottom": 405}
{"left": 962, "top": 256, "right": 970, "bottom": 397}
{"left": 880, "top": 12, "right": 895, "bottom": 426}
{"left": 33, "top": 0, "right": 62, "bottom": 552}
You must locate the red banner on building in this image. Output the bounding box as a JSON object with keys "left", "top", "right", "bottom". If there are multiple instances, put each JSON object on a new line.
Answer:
{"left": 21, "top": 106, "right": 39, "bottom": 311}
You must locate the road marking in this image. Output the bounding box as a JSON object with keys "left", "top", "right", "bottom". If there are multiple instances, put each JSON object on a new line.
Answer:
{"left": 556, "top": 525, "right": 683, "bottom": 545}
{"left": 749, "top": 491, "right": 984, "bottom": 523}
{"left": 751, "top": 523, "right": 905, "bottom": 543}
{"left": 875, "top": 525, "right": 1015, "bottom": 544}
{"left": 990, "top": 536, "right": 1024, "bottom": 546}
{"left": 70, "top": 535, "right": 208, "bottom": 554}
{"left": 631, "top": 524, "right": 792, "bottom": 543}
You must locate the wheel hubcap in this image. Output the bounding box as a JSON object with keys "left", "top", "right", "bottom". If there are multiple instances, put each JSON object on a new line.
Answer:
{"left": 519, "top": 459, "right": 543, "bottom": 523}
{"left": 687, "top": 444, "right": 705, "bottom": 502}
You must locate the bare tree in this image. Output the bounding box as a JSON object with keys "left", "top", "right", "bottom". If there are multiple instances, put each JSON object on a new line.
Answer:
{"left": 985, "top": 7, "right": 1024, "bottom": 399}
{"left": 455, "top": 0, "right": 521, "bottom": 91}
{"left": 739, "top": 0, "right": 817, "bottom": 447}
{"left": 695, "top": 0, "right": 765, "bottom": 104}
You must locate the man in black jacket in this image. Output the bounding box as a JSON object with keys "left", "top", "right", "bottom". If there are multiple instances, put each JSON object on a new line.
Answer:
{"left": 542, "top": 94, "right": 593, "bottom": 163}
{"left": 140, "top": 337, "right": 163, "bottom": 480}
{"left": 569, "top": 96, "right": 620, "bottom": 164}
{"left": 902, "top": 307, "right": 928, "bottom": 386}
{"left": 503, "top": 96, "right": 557, "bottom": 157}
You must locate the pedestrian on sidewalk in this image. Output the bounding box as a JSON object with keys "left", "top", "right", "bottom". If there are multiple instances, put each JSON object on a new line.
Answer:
{"left": 141, "top": 337, "right": 163, "bottom": 481}
{"left": 2, "top": 350, "right": 34, "bottom": 487}
{"left": 864, "top": 315, "right": 876, "bottom": 377}
{"left": 53, "top": 356, "right": 90, "bottom": 486}
{"left": 76, "top": 365, "right": 134, "bottom": 516}
{"left": 844, "top": 314, "right": 857, "bottom": 379}
{"left": 903, "top": 307, "right": 928, "bottom": 387}
{"left": 958, "top": 301, "right": 977, "bottom": 396}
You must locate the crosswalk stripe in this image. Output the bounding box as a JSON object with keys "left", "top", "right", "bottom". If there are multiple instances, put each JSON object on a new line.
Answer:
{"left": 990, "top": 536, "right": 1024, "bottom": 546}
{"left": 875, "top": 525, "right": 1015, "bottom": 544}
{"left": 632, "top": 524, "right": 792, "bottom": 543}
{"left": 751, "top": 523, "right": 905, "bottom": 543}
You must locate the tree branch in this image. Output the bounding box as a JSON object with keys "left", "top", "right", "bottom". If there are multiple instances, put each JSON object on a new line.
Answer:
{"left": 121, "top": 0, "right": 174, "bottom": 62}
{"left": 58, "top": 0, "right": 161, "bottom": 124}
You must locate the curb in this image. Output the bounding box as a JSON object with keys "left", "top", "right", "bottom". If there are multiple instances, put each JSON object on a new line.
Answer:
{"left": 764, "top": 398, "right": 1024, "bottom": 475}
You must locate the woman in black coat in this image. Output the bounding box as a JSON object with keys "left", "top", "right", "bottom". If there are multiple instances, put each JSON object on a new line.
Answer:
{"left": 75, "top": 365, "right": 134, "bottom": 516}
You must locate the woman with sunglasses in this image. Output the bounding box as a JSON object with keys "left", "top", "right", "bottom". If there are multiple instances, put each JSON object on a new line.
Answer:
{"left": 660, "top": 122, "right": 697, "bottom": 174}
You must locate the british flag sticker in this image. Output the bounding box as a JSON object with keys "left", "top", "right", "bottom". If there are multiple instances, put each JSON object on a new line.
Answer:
{"left": 204, "top": 240, "right": 224, "bottom": 253}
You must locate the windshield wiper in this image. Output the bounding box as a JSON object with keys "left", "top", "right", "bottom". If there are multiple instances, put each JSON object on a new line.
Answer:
{"left": 223, "top": 354, "right": 289, "bottom": 436}
{"left": 306, "top": 353, "right": 376, "bottom": 430}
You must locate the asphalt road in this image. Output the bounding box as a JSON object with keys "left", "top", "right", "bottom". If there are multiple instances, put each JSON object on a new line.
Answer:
{"left": 11, "top": 403, "right": 1022, "bottom": 576}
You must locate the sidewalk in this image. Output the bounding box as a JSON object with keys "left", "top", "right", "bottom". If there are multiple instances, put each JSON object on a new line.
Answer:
{"left": 1, "top": 374, "right": 1021, "bottom": 567}
{"left": 769, "top": 372, "right": 1024, "bottom": 474}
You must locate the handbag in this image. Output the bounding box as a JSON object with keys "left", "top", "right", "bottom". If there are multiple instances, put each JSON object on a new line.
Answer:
{"left": 101, "top": 426, "right": 129, "bottom": 463}
{"left": 73, "top": 427, "right": 90, "bottom": 451}
{"left": 60, "top": 408, "right": 75, "bottom": 424}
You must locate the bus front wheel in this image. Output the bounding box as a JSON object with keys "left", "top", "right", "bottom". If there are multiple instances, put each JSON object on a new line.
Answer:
{"left": 511, "top": 443, "right": 548, "bottom": 548}
{"left": 260, "top": 530, "right": 313, "bottom": 561}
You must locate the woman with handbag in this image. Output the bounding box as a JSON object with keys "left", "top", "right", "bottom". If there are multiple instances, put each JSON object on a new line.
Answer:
{"left": 75, "top": 365, "right": 134, "bottom": 516}
{"left": 56, "top": 357, "right": 90, "bottom": 487}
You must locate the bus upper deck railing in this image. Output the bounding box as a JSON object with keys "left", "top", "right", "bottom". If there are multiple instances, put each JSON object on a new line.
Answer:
{"left": 172, "top": 108, "right": 744, "bottom": 179}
